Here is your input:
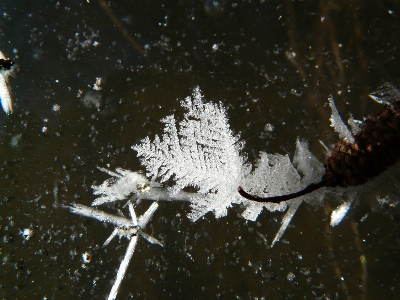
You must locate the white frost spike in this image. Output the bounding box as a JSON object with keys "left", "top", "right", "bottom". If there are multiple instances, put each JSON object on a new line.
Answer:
{"left": 328, "top": 97, "right": 354, "bottom": 143}
{"left": 92, "top": 167, "right": 161, "bottom": 206}
{"left": 369, "top": 82, "right": 400, "bottom": 105}
{"left": 270, "top": 199, "right": 302, "bottom": 247}
{"left": 0, "top": 51, "right": 13, "bottom": 114}
{"left": 330, "top": 200, "right": 352, "bottom": 227}
{"left": 347, "top": 115, "right": 361, "bottom": 135}
{"left": 128, "top": 202, "right": 138, "bottom": 226}
{"left": 69, "top": 203, "right": 133, "bottom": 228}
{"left": 138, "top": 201, "right": 159, "bottom": 228}
{"left": 108, "top": 235, "right": 138, "bottom": 300}
{"left": 134, "top": 86, "right": 250, "bottom": 221}
{"left": 103, "top": 228, "right": 118, "bottom": 247}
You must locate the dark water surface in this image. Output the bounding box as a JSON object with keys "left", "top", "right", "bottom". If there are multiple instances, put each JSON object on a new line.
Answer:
{"left": 1, "top": 1, "right": 400, "bottom": 299}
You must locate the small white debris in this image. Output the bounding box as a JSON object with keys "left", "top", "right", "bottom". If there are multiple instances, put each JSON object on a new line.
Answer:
{"left": 287, "top": 272, "right": 296, "bottom": 282}
{"left": 21, "top": 228, "right": 34, "bottom": 240}
{"left": 93, "top": 77, "right": 102, "bottom": 91}
{"left": 264, "top": 123, "right": 274, "bottom": 132}
{"left": 52, "top": 104, "right": 61, "bottom": 112}
{"left": 330, "top": 201, "right": 352, "bottom": 227}
{"left": 82, "top": 251, "right": 91, "bottom": 264}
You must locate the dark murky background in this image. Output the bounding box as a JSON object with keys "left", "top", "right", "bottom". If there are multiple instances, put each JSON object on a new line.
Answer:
{"left": 1, "top": 0, "right": 400, "bottom": 299}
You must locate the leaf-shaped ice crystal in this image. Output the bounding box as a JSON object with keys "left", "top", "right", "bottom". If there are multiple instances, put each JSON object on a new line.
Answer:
{"left": 133, "top": 87, "right": 251, "bottom": 221}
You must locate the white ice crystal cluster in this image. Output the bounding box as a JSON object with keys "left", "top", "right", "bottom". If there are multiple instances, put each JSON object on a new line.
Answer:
{"left": 240, "top": 139, "right": 325, "bottom": 221}
{"left": 69, "top": 86, "right": 386, "bottom": 299}
{"left": 133, "top": 87, "right": 251, "bottom": 221}
{"left": 89, "top": 87, "right": 334, "bottom": 225}
{"left": 91, "top": 167, "right": 160, "bottom": 206}
{"left": 81, "top": 89, "right": 361, "bottom": 240}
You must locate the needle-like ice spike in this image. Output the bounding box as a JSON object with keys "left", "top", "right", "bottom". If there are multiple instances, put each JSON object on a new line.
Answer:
{"left": 138, "top": 202, "right": 158, "bottom": 229}
{"left": 103, "top": 228, "right": 118, "bottom": 247}
{"left": 68, "top": 204, "right": 132, "bottom": 228}
{"left": 128, "top": 202, "right": 138, "bottom": 226}
{"left": 107, "top": 236, "right": 138, "bottom": 300}
{"left": 139, "top": 231, "right": 164, "bottom": 247}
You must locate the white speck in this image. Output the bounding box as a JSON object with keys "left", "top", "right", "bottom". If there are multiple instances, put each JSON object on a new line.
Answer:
{"left": 42, "top": 127, "right": 48, "bottom": 133}
{"left": 52, "top": 104, "right": 61, "bottom": 112}
{"left": 93, "top": 77, "right": 102, "bottom": 91}
{"left": 212, "top": 44, "right": 219, "bottom": 51}
{"left": 82, "top": 251, "right": 91, "bottom": 263}
{"left": 287, "top": 272, "right": 296, "bottom": 282}
{"left": 264, "top": 123, "right": 275, "bottom": 132}
{"left": 21, "top": 228, "right": 34, "bottom": 240}
{"left": 330, "top": 200, "right": 352, "bottom": 227}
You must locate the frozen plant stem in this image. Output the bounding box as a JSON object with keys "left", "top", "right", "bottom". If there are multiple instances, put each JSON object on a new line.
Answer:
{"left": 239, "top": 87, "right": 400, "bottom": 203}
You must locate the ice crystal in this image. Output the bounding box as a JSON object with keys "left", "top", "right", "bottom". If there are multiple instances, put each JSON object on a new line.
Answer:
{"left": 68, "top": 202, "right": 162, "bottom": 300}
{"left": 241, "top": 138, "right": 325, "bottom": 222}
{"left": 369, "top": 82, "right": 400, "bottom": 105}
{"left": 91, "top": 167, "right": 161, "bottom": 206}
{"left": 133, "top": 87, "right": 251, "bottom": 221}
{"left": 69, "top": 86, "right": 395, "bottom": 299}
{"left": 328, "top": 96, "right": 354, "bottom": 143}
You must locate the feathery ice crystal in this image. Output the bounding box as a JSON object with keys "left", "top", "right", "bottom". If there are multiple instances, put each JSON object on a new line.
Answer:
{"left": 133, "top": 87, "right": 251, "bottom": 220}
{"left": 68, "top": 85, "right": 397, "bottom": 299}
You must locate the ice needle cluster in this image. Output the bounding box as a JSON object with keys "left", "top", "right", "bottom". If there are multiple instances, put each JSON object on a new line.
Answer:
{"left": 69, "top": 86, "right": 377, "bottom": 299}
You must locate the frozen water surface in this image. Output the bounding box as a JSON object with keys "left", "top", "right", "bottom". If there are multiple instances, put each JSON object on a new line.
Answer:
{"left": 1, "top": 1, "right": 400, "bottom": 299}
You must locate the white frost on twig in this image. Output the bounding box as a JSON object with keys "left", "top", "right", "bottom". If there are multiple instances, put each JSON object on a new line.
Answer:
{"left": 328, "top": 96, "right": 354, "bottom": 143}
{"left": 347, "top": 115, "right": 361, "bottom": 135}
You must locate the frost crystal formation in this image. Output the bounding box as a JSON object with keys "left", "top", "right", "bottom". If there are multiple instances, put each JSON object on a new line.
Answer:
{"left": 68, "top": 86, "right": 394, "bottom": 299}
{"left": 133, "top": 87, "right": 250, "bottom": 221}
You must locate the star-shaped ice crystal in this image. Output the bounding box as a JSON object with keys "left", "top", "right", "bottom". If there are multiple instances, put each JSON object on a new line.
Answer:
{"left": 69, "top": 202, "right": 163, "bottom": 300}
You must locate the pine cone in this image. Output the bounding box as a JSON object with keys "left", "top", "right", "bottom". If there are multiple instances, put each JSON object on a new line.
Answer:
{"left": 239, "top": 100, "right": 400, "bottom": 203}
{"left": 325, "top": 101, "right": 400, "bottom": 187}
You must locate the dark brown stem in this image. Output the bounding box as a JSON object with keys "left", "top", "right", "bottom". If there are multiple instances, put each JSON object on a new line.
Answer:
{"left": 238, "top": 179, "right": 331, "bottom": 203}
